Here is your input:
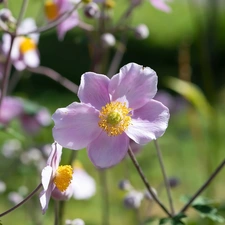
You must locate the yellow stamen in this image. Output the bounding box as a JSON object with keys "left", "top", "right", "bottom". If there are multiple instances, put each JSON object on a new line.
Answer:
{"left": 54, "top": 165, "right": 73, "bottom": 192}
{"left": 19, "top": 37, "right": 36, "bottom": 54}
{"left": 45, "top": 1, "right": 59, "bottom": 20}
{"left": 104, "top": 0, "right": 116, "bottom": 9}
{"left": 98, "top": 101, "right": 131, "bottom": 136}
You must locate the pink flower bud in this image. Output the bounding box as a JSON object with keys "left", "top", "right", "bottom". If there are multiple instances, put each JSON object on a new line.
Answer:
{"left": 134, "top": 24, "right": 149, "bottom": 40}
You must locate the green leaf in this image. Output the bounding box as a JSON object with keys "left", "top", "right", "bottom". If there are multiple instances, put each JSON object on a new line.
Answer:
{"left": 192, "top": 204, "right": 216, "bottom": 214}
{"left": 164, "top": 76, "right": 213, "bottom": 120}
{"left": 143, "top": 217, "right": 157, "bottom": 224}
{"left": 159, "top": 214, "right": 187, "bottom": 225}
{"left": 159, "top": 218, "right": 171, "bottom": 225}
{"left": 180, "top": 195, "right": 225, "bottom": 223}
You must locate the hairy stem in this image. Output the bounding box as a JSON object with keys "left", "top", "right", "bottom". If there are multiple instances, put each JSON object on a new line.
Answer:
{"left": 128, "top": 147, "right": 172, "bottom": 217}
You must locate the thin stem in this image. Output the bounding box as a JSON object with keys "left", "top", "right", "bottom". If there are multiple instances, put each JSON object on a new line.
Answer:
{"left": 27, "top": 66, "right": 79, "bottom": 94}
{"left": 0, "top": 34, "right": 15, "bottom": 113}
{"left": 68, "top": 150, "right": 77, "bottom": 165}
{"left": 153, "top": 140, "right": 175, "bottom": 216}
{"left": 99, "top": 169, "right": 110, "bottom": 225}
{"left": 128, "top": 147, "right": 172, "bottom": 217}
{"left": 3, "top": 0, "right": 8, "bottom": 8}
{"left": 19, "top": 2, "right": 81, "bottom": 36}
{"left": 54, "top": 200, "right": 59, "bottom": 225}
{"left": 58, "top": 201, "right": 65, "bottom": 225}
{"left": 179, "top": 158, "right": 225, "bottom": 213}
{"left": 16, "top": 0, "right": 29, "bottom": 28}
{"left": 107, "top": 35, "right": 127, "bottom": 78}
{"left": 0, "top": 183, "right": 42, "bottom": 217}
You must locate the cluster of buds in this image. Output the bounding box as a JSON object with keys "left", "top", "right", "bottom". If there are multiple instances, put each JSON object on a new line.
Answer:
{"left": 118, "top": 179, "right": 157, "bottom": 209}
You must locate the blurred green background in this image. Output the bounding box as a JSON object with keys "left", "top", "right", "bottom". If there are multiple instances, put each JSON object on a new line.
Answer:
{"left": 0, "top": 0, "right": 225, "bottom": 225}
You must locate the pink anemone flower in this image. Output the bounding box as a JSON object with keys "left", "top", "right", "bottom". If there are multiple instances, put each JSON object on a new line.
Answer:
{"left": 39, "top": 142, "right": 73, "bottom": 214}
{"left": 0, "top": 96, "right": 23, "bottom": 125}
{"left": 52, "top": 63, "right": 170, "bottom": 168}
{"left": 150, "top": 0, "right": 172, "bottom": 13}
{"left": 44, "top": 0, "right": 79, "bottom": 40}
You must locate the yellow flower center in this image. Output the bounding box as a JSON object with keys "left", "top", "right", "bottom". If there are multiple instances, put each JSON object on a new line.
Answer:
{"left": 19, "top": 37, "right": 36, "bottom": 54}
{"left": 98, "top": 101, "right": 131, "bottom": 136}
{"left": 104, "top": 0, "right": 116, "bottom": 9}
{"left": 54, "top": 165, "right": 73, "bottom": 192}
{"left": 45, "top": 1, "right": 59, "bottom": 20}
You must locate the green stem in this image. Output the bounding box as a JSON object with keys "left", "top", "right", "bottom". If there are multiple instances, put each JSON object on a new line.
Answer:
{"left": 0, "top": 183, "right": 42, "bottom": 217}
{"left": 179, "top": 158, "right": 225, "bottom": 213}
{"left": 154, "top": 140, "right": 175, "bottom": 215}
{"left": 128, "top": 147, "right": 172, "bottom": 217}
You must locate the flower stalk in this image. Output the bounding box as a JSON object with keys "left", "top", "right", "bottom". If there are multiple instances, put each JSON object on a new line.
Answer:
{"left": 128, "top": 147, "right": 172, "bottom": 217}
{"left": 154, "top": 140, "right": 175, "bottom": 215}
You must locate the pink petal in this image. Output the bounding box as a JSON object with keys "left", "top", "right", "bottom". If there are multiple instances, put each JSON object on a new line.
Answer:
{"left": 47, "top": 142, "right": 62, "bottom": 172}
{"left": 39, "top": 182, "right": 54, "bottom": 214}
{"left": 78, "top": 72, "right": 110, "bottom": 110}
{"left": 125, "top": 100, "right": 170, "bottom": 144}
{"left": 57, "top": 12, "right": 79, "bottom": 40}
{"left": 109, "top": 63, "right": 158, "bottom": 110}
{"left": 52, "top": 102, "right": 102, "bottom": 150}
{"left": 150, "top": 0, "right": 171, "bottom": 13}
{"left": 88, "top": 132, "right": 129, "bottom": 168}
{"left": 41, "top": 166, "right": 53, "bottom": 191}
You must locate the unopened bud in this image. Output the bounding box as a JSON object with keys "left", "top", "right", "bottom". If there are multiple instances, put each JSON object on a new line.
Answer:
{"left": 118, "top": 179, "right": 132, "bottom": 191}
{"left": 168, "top": 177, "right": 180, "bottom": 188}
{"left": 84, "top": 2, "right": 99, "bottom": 18}
{"left": 0, "top": 8, "right": 13, "bottom": 22}
{"left": 101, "top": 33, "right": 115, "bottom": 48}
{"left": 134, "top": 24, "right": 149, "bottom": 40}
{"left": 124, "top": 190, "right": 144, "bottom": 209}
{"left": 144, "top": 188, "right": 157, "bottom": 200}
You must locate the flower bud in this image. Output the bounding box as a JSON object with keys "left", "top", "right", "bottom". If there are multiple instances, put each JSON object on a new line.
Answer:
{"left": 144, "top": 187, "right": 157, "bottom": 200}
{"left": 134, "top": 24, "right": 149, "bottom": 40}
{"left": 123, "top": 190, "right": 144, "bottom": 209}
{"left": 0, "top": 180, "right": 6, "bottom": 194}
{"left": 168, "top": 177, "right": 180, "bottom": 188}
{"left": 118, "top": 179, "right": 132, "bottom": 191}
{"left": 101, "top": 33, "right": 116, "bottom": 48}
{"left": 84, "top": 2, "right": 99, "bottom": 18}
{"left": 0, "top": 8, "right": 15, "bottom": 23}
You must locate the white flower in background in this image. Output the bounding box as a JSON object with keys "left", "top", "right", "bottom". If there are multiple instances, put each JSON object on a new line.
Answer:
{"left": 66, "top": 218, "right": 85, "bottom": 225}
{"left": 0, "top": 180, "right": 6, "bottom": 194}
{"left": 1, "top": 139, "right": 22, "bottom": 158}
{"left": 72, "top": 160, "right": 96, "bottom": 200}
{"left": 2, "top": 18, "right": 40, "bottom": 71}
{"left": 8, "top": 192, "right": 24, "bottom": 205}
{"left": 20, "top": 147, "right": 46, "bottom": 171}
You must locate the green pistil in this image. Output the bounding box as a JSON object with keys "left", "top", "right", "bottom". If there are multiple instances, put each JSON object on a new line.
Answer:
{"left": 107, "top": 112, "right": 121, "bottom": 125}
